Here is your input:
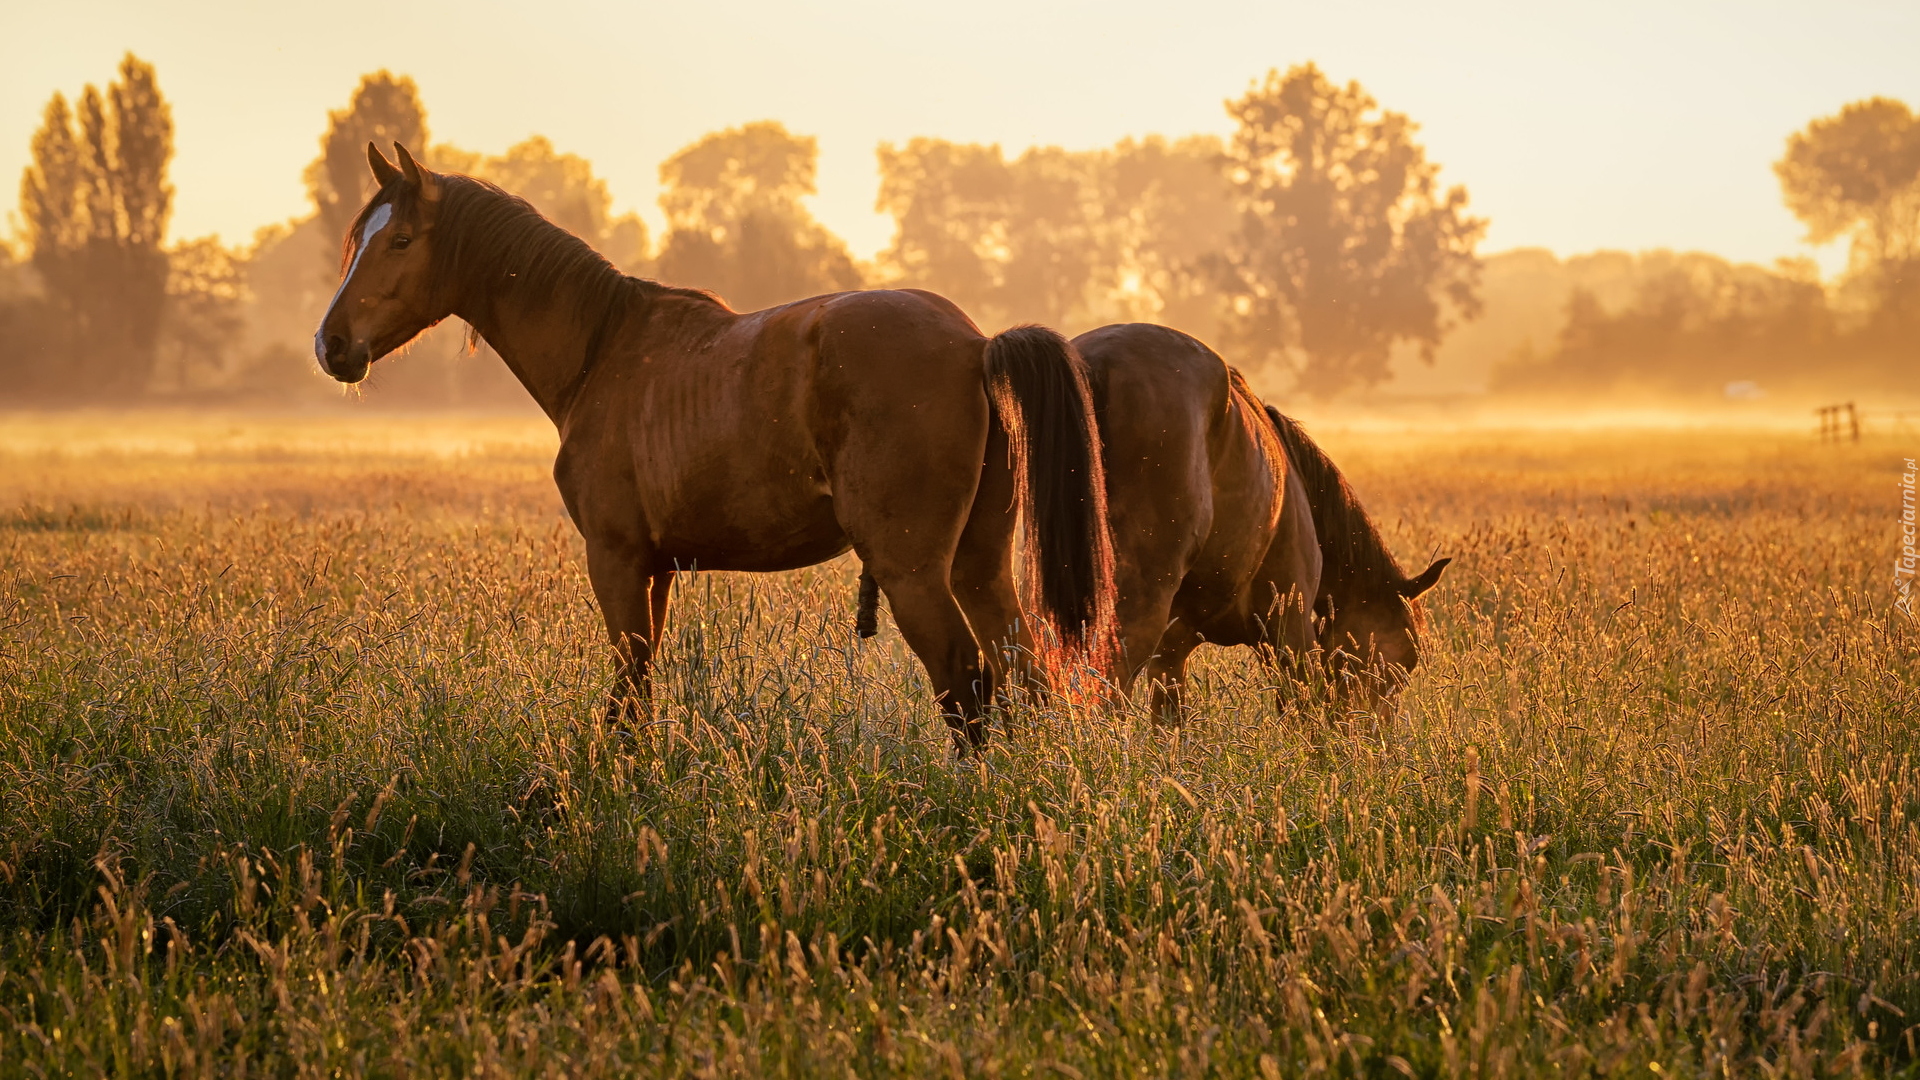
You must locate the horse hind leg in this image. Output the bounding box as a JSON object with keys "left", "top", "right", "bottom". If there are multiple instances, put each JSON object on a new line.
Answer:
{"left": 870, "top": 564, "right": 991, "bottom": 750}
{"left": 948, "top": 422, "right": 1035, "bottom": 706}
{"left": 826, "top": 363, "right": 994, "bottom": 750}
{"left": 1140, "top": 620, "right": 1202, "bottom": 725}
{"left": 949, "top": 556, "right": 1027, "bottom": 710}
{"left": 838, "top": 497, "right": 994, "bottom": 750}
{"left": 644, "top": 569, "right": 674, "bottom": 683}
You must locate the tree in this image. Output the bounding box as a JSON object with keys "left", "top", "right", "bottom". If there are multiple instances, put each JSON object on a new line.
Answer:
{"left": 0, "top": 237, "right": 29, "bottom": 303}
{"left": 996, "top": 146, "right": 1109, "bottom": 331}
{"left": 1218, "top": 64, "right": 1483, "bottom": 398}
{"left": 307, "top": 72, "right": 429, "bottom": 253}
{"left": 1101, "top": 135, "right": 1234, "bottom": 339}
{"left": 873, "top": 139, "right": 1112, "bottom": 331}
{"left": 0, "top": 237, "right": 56, "bottom": 393}
{"left": 1777, "top": 98, "right": 1920, "bottom": 266}
{"left": 17, "top": 93, "right": 83, "bottom": 386}
{"left": 875, "top": 135, "right": 1231, "bottom": 335}
{"left": 1492, "top": 252, "right": 1834, "bottom": 397}
{"left": 18, "top": 53, "right": 174, "bottom": 398}
{"left": 875, "top": 138, "right": 1018, "bottom": 321}
{"left": 156, "top": 236, "right": 249, "bottom": 392}
{"left": 1777, "top": 97, "right": 1920, "bottom": 339}
{"left": 657, "top": 121, "right": 861, "bottom": 310}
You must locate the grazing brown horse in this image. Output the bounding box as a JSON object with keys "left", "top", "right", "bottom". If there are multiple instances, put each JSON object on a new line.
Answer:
{"left": 313, "top": 143, "right": 1114, "bottom": 748}
{"left": 1073, "top": 323, "right": 1322, "bottom": 719}
{"left": 1262, "top": 405, "right": 1449, "bottom": 701}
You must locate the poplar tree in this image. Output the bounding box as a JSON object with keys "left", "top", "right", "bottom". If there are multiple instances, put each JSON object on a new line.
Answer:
{"left": 18, "top": 53, "right": 174, "bottom": 397}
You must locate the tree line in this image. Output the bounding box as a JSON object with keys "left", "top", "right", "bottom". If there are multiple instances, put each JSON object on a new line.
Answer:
{"left": 4, "top": 56, "right": 1915, "bottom": 406}
{"left": 3, "top": 58, "right": 1486, "bottom": 404}
{"left": 1495, "top": 97, "right": 1920, "bottom": 398}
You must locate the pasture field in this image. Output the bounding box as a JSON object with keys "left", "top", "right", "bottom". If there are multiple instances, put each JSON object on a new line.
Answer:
{"left": 0, "top": 412, "right": 1914, "bottom": 1077}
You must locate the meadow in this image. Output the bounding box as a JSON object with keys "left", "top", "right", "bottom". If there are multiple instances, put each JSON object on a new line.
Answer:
{"left": 0, "top": 411, "right": 1913, "bottom": 1077}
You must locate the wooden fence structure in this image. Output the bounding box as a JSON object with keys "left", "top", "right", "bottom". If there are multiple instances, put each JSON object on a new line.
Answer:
{"left": 1816, "top": 402, "right": 1860, "bottom": 443}
{"left": 1816, "top": 403, "right": 1920, "bottom": 441}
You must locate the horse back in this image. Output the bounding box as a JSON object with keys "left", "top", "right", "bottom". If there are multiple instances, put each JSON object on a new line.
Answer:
{"left": 557, "top": 288, "right": 992, "bottom": 572}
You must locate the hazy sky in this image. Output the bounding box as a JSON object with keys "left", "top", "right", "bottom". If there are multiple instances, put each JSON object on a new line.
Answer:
{"left": 4, "top": 0, "right": 1917, "bottom": 275}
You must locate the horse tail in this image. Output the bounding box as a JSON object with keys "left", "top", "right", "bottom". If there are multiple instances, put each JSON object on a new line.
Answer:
{"left": 983, "top": 325, "right": 1118, "bottom": 665}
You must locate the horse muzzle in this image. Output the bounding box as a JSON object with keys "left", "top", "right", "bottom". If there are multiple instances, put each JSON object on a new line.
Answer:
{"left": 318, "top": 334, "right": 372, "bottom": 384}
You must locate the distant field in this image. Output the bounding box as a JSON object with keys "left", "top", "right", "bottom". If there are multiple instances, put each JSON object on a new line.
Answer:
{"left": 0, "top": 413, "right": 1913, "bottom": 1076}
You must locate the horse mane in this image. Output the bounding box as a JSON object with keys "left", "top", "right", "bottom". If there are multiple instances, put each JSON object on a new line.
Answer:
{"left": 1225, "top": 367, "right": 1288, "bottom": 501}
{"left": 344, "top": 172, "right": 726, "bottom": 339}
{"left": 1262, "top": 405, "right": 1412, "bottom": 606}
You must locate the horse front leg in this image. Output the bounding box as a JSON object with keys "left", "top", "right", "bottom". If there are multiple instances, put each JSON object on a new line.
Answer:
{"left": 584, "top": 538, "right": 658, "bottom": 728}
{"left": 1256, "top": 583, "right": 1322, "bottom": 723}
{"left": 1270, "top": 584, "right": 1318, "bottom": 684}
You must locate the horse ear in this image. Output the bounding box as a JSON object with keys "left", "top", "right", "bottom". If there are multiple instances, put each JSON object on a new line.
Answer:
{"left": 366, "top": 142, "right": 402, "bottom": 187}
{"left": 393, "top": 142, "right": 440, "bottom": 204}
{"left": 1398, "top": 557, "right": 1452, "bottom": 598}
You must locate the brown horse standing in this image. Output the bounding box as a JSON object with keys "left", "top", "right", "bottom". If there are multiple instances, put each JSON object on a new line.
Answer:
{"left": 1262, "top": 406, "right": 1449, "bottom": 700}
{"left": 1074, "top": 323, "right": 1321, "bottom": 719}
{"left": 313, "top": 144, "right": 1114, "bottom": 748}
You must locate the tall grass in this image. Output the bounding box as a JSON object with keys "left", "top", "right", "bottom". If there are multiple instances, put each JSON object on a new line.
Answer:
{"left": 0, "top": 416, "right": 1913, "bottom": 1076}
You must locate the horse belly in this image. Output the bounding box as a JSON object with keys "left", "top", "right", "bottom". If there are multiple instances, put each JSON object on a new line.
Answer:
{"left": 649, "top": 462, "right": 851, "bottom": 573}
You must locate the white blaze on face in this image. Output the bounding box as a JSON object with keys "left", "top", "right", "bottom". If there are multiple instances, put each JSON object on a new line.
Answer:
{"left": 323, "top": 202, "right": 395, "bottom": 322}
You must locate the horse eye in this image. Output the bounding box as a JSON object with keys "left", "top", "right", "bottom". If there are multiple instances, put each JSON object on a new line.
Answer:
{"left": 391, "top": 235, "right": 412, "bottom": 251}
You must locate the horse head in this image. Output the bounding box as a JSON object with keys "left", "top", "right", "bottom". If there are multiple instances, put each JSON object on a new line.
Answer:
{"left": 314, "top": 142, "right": 447, "bottom": 384}
{"left": 1320, "top": 556, "right": 1450, "bottom": 699}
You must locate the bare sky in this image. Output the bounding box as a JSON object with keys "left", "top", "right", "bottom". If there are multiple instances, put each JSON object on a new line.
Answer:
{"left": 4, "top": 0, "right": 1916, "bottom": 275}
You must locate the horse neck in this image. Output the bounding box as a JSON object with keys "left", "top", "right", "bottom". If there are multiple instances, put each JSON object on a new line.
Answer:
{"left": 454, "top": 258, "right": 627, "bottom": 426}
{"left": 1321, "top": 516, "right": 1399, "bottom": 613}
